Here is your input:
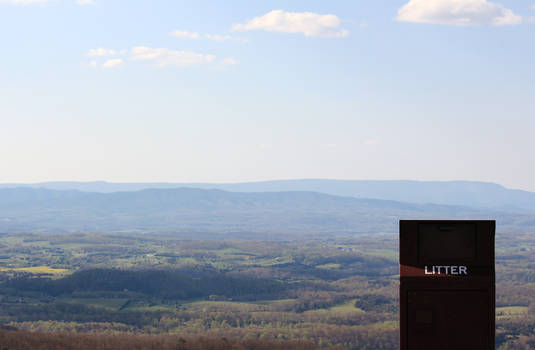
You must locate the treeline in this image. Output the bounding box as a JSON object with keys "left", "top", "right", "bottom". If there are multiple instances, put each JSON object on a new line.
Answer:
{"left": 0, "top": 302, "right": 165, "bottom": 327}
{"left": 5, "top": 308, "right": 396, "bottom": 332}
{"left": 1, "top": 269, "right": 289, "bottom": 301}
{"left": 497, "top": 311, "right": 535, "bottom": 349}
{"left": 354, "top": 294, "right": 397, "bottom": 313}
{"left": 0, "top": 328, "right": 345, "bottom": 350}
{"left": 2, "top": 319, "right": 399, "bottom": 350}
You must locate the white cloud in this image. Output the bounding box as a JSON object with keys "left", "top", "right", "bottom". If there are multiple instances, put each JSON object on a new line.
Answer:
{"left": 170, "top": 30, "right": 201, "bottom": 39}
{"left": 170, "top": 30, "right": 247, "bottom": 43}
{"left": 397, "top": 0, "right": 523, "bottom": 26}
{"left": 0, "top": 0, "right": 50, "bottom": 5}
{"left": 204, "top": 34, "right": 232, "bottom": 41}
{"left": 220, "top": 58, "right": 239, "bottom": 66}
{"left": 84, "top": 46, "right": 224, "bottom": 69}
{"left": 204, "top": 34, "right": 248, "bottom": 43}
{"left": 87, "top": 48, "right": 117, "bottom": 57}
{"left": 76, "top": 0, "right": 94, "bottom": 4}
{"left": 232, "top": 10, "right": 349, "bottom": 38}
{"left": 102, "top": 59, "right": 123, "bottom": 68}
{"left": 212, "top": 57, "right": 240, "bottom": 70}
{"left": 130, "top": 46, "right": 217, "bottom": 67}
{"left": 532, "top": 4, "right": 535, "bottom": 10}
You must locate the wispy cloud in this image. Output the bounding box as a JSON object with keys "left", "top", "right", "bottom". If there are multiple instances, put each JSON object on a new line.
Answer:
{"left": 130, "top": 46, "right": 217, "bottom": 67}
{"left": 204, "top": 34, "right": 247, "bottom": 43}
{"left": 86, "top": 46, "right": 238, "bottom": 69}
{"left": 219, "top": 58, "right": 239, "bottom": 68}
{"left": 397, "top": 0, "right": 522, "bottom": 26}
{"left": 232, "top": 10, "right": 349, "bottom": 38}
{"left": 101, "top": 59, "right": 123, "bottom": 68}
{"left": 169, "top": 30, "right": 201, "bottom": 39}
{"left": 170, "top": 30, "right": 247, "bottom": 43}
{"left": 220, "top": 58, "right": 239, "bottom": 66}
{"left": 87, "top": 48, "right": 117, "bottom": 57}
{"left": 76, "top": 0, "right": 94, "bottom": 5}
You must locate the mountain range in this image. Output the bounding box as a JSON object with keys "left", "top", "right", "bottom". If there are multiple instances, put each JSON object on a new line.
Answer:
{"left": 1, "top": 183, "right": 534, "bottom": 237}
{"left": 2, "top": 179, "right": 535, "bottom": 211}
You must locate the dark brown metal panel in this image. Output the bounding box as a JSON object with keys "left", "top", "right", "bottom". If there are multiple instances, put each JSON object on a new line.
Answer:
{"left": 400, "top": 220, "right": 495, "bottom": 269}
{"left": 475, "top": 220, "right": 496, "bottom": 267}
{"left": 399, "top": 284, "right": 408, "bottom": 350}
{"left": 400, "top": 220, "right": 418, "bottom": 266}
{"left": 407, "top": 291, "right": 490, "bottom": 350}
{"left": 418, "top": 222, "right": 477, "bottom": 265}
{"left": 489, "top": 281, "right": 496, "bottom": 350}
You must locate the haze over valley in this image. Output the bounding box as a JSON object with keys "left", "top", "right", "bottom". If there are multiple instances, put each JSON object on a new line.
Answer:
{"left": 1, "top": 180, "right": 535, "bottom": 236}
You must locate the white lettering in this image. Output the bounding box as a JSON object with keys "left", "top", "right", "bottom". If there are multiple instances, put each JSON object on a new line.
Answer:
{"left": 423, "top": 266, "right": 469, "bottom": 275}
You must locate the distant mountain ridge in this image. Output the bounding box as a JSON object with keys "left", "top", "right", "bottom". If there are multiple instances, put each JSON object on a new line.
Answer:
{"left": 0, "top": 187, "right": 533, "bottom": 237}
{"left": 1, "top": 179, "right": 535, "bottom": 212}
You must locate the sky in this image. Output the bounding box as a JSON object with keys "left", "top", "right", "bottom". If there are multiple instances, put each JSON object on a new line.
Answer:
{"left": 1, "top": 0, "right": 535, "bottom": 191}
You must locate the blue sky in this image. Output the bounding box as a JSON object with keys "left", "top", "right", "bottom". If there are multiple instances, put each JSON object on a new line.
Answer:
{"left": 1, "top": 0, "right": 535, "bottom": 190}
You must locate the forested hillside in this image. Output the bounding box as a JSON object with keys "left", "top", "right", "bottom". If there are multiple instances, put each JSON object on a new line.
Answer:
{"left": 1, "top": 233, "right": 534, "bottom": 349}
{"left": 0, "top": 329, "right": 342, "bottom": 350}
{"left": 3, "top": 179, "right": 535, "bottom": 211}
{"left": 1, "top": 187, "right": 533, "bottom": 236}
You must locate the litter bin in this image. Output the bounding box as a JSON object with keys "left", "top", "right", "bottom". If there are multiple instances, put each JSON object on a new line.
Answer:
{"left": 399, "top": 220, "right": 495, "bottom": 350}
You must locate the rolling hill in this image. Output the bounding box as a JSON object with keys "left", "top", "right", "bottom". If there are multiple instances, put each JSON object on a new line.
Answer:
{"left": 0, "top": 187, "right": 532, "bottom": 237}
{"left": 1, "top": 179, "right": 534, "bottom": 212}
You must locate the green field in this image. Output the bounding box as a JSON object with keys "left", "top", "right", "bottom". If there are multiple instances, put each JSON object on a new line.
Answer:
{"left": 0, "top": 232, "right": 534, "bottom": 350}
{"left": 496, "top": 306, "right": 529, "bottom": 319}
{"left": 183, "top": 300, "right": 268, "bottom": 313}
{"left": 62, "top": 298, "right": 130, "bottom": 311}
{"left": 0, "top": 266, "right": 69, "bottom": 275}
